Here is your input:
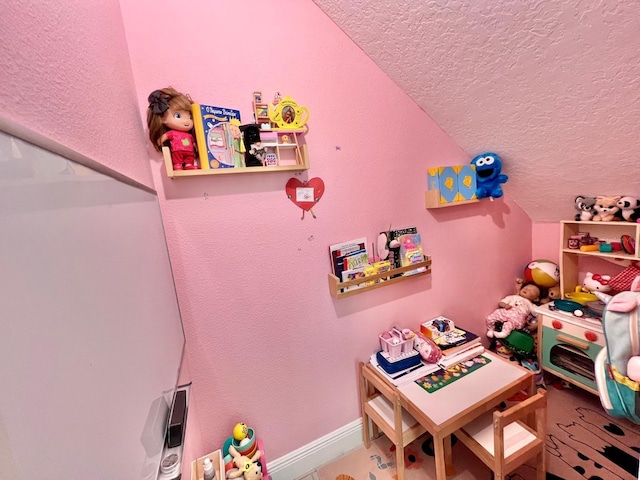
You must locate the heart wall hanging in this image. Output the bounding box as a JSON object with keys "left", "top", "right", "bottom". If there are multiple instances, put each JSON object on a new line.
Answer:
{"left": 285, "top": 177, "right": 325, "bottom": 219}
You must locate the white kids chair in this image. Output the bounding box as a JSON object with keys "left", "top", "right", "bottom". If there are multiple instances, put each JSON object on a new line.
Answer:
{"left": 454, "top": 388, "right": 547, "bottom": 480}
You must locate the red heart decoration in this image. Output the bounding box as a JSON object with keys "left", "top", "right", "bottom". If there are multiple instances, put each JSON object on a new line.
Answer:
{"left": 286, "top": 177, "right": 325, "bottom": 211}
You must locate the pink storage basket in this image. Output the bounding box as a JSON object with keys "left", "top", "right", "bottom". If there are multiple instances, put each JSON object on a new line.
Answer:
{"left": 379, "top": 332, "right": 414, "bottom": 358}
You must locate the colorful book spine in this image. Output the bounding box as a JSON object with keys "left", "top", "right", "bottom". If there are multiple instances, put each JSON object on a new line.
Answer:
{"left": 191, "top": 104, "right": 242, "bottom": 170}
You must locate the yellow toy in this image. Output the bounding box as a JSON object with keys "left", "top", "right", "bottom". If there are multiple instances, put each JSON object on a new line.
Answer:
{"left": 268, "top": 96, "right": 309, "bottom": 130}
{"left": 233, "top": 423, "right": 249, "bottom": 442}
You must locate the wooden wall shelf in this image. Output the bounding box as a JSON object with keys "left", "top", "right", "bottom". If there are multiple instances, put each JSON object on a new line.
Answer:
{"left": 162, "top": 144, "right": 309, "bottom": 178}
{"left": 425, "top": 190, "right": 479, "bottom": 209}
{"left": 328, "top": 257, "right": 432, "bottom": 299}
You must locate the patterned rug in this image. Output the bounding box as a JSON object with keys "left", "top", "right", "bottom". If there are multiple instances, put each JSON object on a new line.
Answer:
{"left": 317, "top": 378, "right": 640, "bottom": 480}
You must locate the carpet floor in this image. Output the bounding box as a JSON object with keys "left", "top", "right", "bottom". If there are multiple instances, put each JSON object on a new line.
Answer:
{"left": 316, "top": 377, "right": 640, "bottom": 480}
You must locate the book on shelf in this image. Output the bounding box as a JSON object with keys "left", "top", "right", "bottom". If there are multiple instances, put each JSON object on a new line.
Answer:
{"left": 384, "top": 226, "right": 418, "bottom": 276}
{"left": 434, "top": 327, "right": 481, "bottom": 357}
{"left": 343, "top": 249, "right": 369, "bottom": 271}
{"left": 191, "top": 103, "right": 243, "bottom": 170}
{"left": 341, "top": 267, "right": 367, "bottom": 292}
{"left": 398, "top": 232, "right": 426, "bottom": 276}
{"left": 329, "top": 237, "right": 367, "bottom": 279}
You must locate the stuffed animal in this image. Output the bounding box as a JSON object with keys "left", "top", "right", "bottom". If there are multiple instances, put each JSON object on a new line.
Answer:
{"left": 227, "top": 445, "right": 263, "bottom": 480}
{"left": 470, "top": 152, "right": 508, "bottom": 199}
{"left": 582, "top": 272, "right": 612, "bottom": 293}
{"left": 592, "top": 195, "right": 622, "bottom": 221}
{"left": 617, "top": 196, "right": 640, "bottom": 222}
{"left": 539, "top": 284, "right": 561, "bottom": 304}
{"left": 574, "top": 195, "right": 596, "bottom": 221}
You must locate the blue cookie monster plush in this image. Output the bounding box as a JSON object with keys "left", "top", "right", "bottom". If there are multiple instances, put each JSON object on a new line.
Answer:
{"left": 471, "top": 152, "right": 508, "bottom": 199}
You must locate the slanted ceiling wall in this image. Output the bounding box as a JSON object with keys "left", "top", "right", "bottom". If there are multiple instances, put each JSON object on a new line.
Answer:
{"left": 313, "top": 0, "right": 640, "bottom": 222}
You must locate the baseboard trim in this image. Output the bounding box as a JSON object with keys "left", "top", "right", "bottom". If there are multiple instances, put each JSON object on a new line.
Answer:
{"left": 267, "top": 419, "right": 363, "bottom": 480}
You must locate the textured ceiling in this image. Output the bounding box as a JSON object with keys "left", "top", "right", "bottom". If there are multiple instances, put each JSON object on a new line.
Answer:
{"left": 312, "top": 0, "right": 640, "bottom": 222}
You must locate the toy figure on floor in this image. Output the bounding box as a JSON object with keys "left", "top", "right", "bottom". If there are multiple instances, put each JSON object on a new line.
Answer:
{"left": 486, "top": 282, "right": 540, "bottom": 339}
{"left": 147, "top": 87, "right": 199, "bottom": 170}
{"left": 470, "top": 152, "right": 508, "bottom": 199}
{"left": 227, "top": 445, "right": 263, "bottom": 480}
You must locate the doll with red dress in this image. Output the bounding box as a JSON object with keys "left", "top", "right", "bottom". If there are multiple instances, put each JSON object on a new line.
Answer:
{"left": 147, "top": 87, "right": 199, "bottom": 170}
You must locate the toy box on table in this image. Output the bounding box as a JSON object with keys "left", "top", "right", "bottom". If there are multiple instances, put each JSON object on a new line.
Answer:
{"left": 420, "top": 316, "right": 455, "bottom": 339}
{"left": 377, "top": 328, "right": 421, "bottom": 374}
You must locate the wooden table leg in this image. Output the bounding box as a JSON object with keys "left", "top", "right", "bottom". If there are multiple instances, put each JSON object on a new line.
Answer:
{"left": 433, "top": 434, "right": 447, "bottom": 480}
{"left": 444, "top": 435, "right": 456, "bottom": 476}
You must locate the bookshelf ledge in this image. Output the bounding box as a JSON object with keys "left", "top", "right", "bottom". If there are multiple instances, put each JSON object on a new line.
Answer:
{"left": 328, "top": 257, "right": 432, "bottom": 299}
{"left": 162, "top": 144, "right": 309, "bottom": 178}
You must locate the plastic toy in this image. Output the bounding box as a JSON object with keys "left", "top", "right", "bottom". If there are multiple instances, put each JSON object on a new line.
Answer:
{"left": 268, "top": 95, "right": 309, "bottom": 130}
{"left": 592, "top": 195, "right": 622, "bottom": 221}
{"left": 523, "top": 260, "right": 559, "bottom": 288}
{"left": 227, "top": 445, "right": 263, "bottom": 480}
{"left": 564, "top": 285, "right": 599, "bottom": 304}
{"left": 582, "top": 272, "right": 612, "bottom": 293}
{"left": 239, "top": 124, "right": 265, "bottom": 167}
{"left": 233, "top": 423, "right": 249, "bottom": 442}
{"left": 486, "top": 282, "right": 540, "bottom": 339}
{"left": 147, "top": 87, "right": 199, "bottom": 171}
{"left": 470, "top": 152, "right": 508, "bottom": 199}
{"left": 617, "top": 196, "right": 640, "bottom": 222}
{"left": 574, "top": 195, "right": 596, "bottom": 221}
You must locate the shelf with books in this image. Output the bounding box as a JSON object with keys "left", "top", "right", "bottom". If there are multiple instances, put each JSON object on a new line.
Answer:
{"left": 162, "top": 144, "right": 309, "bottom": 178}
{"left": 327, "top": 257, "right": 432, "bottom": 299}
{"left": 162, "top": 98, "right": 310, "bottom": 178}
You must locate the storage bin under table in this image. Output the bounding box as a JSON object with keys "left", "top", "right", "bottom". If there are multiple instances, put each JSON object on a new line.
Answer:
{"left": 536, "top": 304, "right": 604, "bottom": 395}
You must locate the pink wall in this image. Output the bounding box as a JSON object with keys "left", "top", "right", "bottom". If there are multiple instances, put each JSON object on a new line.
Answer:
{"left": 532, "top": 222, "right": 560, "bottom": 263}
{"left": 0, "top": 0, "right": 152, "bottom": 188}
{"left": 3, "top": 0, "right": 534, "bottom": 468}
{"left": 120, "top": 0, "right": 534, "bottom": 462}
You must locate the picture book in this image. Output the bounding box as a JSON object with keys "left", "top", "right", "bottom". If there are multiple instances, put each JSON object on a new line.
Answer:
{"left": 385, "top": 226, "right": 417, "bottom": 275}
{"left": 329, "top": 237, "right": 367, "bottom": 278}
{"left": 191, "top": 104, "right": 242, "bottom": 170}
{"left": 341, "top": 267, "right": 367, "bottom": 292}
{"left": 434, "top": 327, "right": 481, "bottom": 356}
{"left": 399, "top": 233, "right": 426, "bottom": 275}
{"left": 343, "top": 250, "right": 369, "bottom": 271}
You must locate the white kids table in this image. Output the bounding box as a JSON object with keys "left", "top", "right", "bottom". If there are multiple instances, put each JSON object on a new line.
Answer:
{"left": 361, "top": 351, "right": 535, "bottom": 480}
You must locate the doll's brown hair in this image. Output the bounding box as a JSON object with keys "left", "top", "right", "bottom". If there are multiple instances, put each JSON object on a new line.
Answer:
{"left": 146, "top": 87, "right": 194, "bottom": 152}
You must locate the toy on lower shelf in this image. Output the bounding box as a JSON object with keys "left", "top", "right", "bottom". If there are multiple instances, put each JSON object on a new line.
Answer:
{"left": 227, "top": 445, "right": 263, "bottom": 479}
{"left": 221, "top": 424, "right": 268, "bottom": 480}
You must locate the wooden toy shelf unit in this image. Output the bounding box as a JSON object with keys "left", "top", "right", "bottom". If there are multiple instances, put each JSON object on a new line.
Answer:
{"left": 328, "top": 257, "right": 432, "bottom": 299}
{"left": 559, "top": 220, "right": 640, "bottom": 297}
